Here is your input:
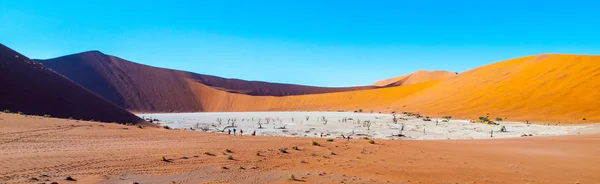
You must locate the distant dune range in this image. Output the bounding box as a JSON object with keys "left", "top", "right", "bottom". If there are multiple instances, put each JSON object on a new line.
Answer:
{"left": 27, "top": 46, "right": 600, "bottom": 123}
{"left": 36, "top": 51, "right": 378, "bottom": 112}
{"left": 0, "top": 44, "right": 145, "bottom": 124}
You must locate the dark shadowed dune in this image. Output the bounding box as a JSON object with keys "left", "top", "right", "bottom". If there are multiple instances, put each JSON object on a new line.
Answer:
{"left": 0, "top": 44, "right": 145, "bottom": 124}
{"left": 36, "top": 51, "right": 378, "bottom": 112}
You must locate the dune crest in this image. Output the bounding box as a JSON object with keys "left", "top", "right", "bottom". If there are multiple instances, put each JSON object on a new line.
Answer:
{"left": 373, "top": 70, "right": 457, "bottom": 87}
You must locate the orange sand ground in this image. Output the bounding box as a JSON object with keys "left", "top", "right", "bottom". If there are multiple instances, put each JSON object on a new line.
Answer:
{"left": 185, "top": 54, "right": 600, "bottom": 124}
{"left": 2, "top": 113, "right": 599, "bottom": 184}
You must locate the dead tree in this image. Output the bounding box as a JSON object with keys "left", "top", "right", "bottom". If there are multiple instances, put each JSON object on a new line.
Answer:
{"left": 276, "top": 124, "right": 287, "bottom": 129}
{"left": 363, "top": 120, "right": 372, "bottom": 130}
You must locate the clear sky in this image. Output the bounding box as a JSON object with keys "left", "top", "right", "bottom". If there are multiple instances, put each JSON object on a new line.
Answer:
{"left": 1, "top": 0, "right": 599, "bottom": 87}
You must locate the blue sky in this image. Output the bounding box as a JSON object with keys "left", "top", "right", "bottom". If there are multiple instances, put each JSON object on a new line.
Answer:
{"left": 1, "top": 0, "right": 599, "bottom": 87}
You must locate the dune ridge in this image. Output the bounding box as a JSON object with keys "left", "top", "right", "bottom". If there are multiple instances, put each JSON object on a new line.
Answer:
{"left": 36, "top": 51, "right": 378, "bottom": 112}
{"left": 0, "top": 44, "right": 144, "bottom": 124}
{"left": 37, "top": 50, "right": 600, "bottom": 123}
{"left": 373, "top": 70, "right": 457, "bottom": 87}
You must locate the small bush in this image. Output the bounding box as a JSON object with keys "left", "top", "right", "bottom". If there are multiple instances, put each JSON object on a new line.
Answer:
{"left": 280, "top": 148, "right": 288, "bottom": 153}
{"left": 422, "top": 118, "right": 431, "bottom": 121}
{"left": 137, "top": 125, "right": 143, "bottom": 129}
{"left": 256, "top": 151, "right": 261, "bottom": 156}
{"left": 17, "top": 111, "right": 24, "bottom": 115}
{"left": 163, "top": 125, "right": 171, "bottom": 129}
{"left": 2, "top": 109, "right": 10, "bottom": 113}
{"left": 204, "top": 151, "right": 214, "bottom": 156}
{"left": 312, "top": 141, "right": 320, "bottom": 146}
{"left": 478, "top": 116, "right": 490, "bottom": 122}
{"left": 227, "top": 155, "right": 234, "bottom": 160}
{"left": 292, "top": 146, "right": 299, "bottom": 150}
{"left": 495, "top": 117, "right": 503, "bottom": 122}
{"left": 441, "top": 119, "right": 448, "bottom": 122}
{"left": 161, "top": 156, "right": 167, "bottom": 162}
{"left": 368, "top": 139, "right": 375, "bottom": 144}
{"left": 583, "top": 117, "right": 587, "bottom": 121}
{"left": 289, "top": 174, "right": 296, "bottom": 180}
{"left": 486, "top": 121, "right": 499, "bottom": 125}
{"left": 43, "top": 114, "right": 51, "bottom": 118}
{"left": 65, "top": 176, "right": 76, "bottom": 181}
{"left": 326, "top": 138, "right": 334, "bottom": 142}
{"left": 225, "top": 149, "right": 232, "bottom": 153}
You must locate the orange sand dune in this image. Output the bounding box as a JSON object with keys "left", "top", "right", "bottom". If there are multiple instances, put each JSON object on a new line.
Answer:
{"left": 373, "top": 70, "right": 457, "bottom": 87}
{"left": 392, "top": 54, "right": 600, "bottom": 123}
{"left": 2, "top": 113, "right": 599, "bottom": 183}
{"left": 187, "top": 78, "right": 438, "bottom": 112}
{"left": 188, "top": 54, "right": 600, "bottom": 123}
{"left": 38, "top": 50, "right": 600, "bottom": 123}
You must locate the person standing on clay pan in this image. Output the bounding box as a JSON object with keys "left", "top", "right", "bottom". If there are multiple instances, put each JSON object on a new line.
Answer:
{"left": 233, "top": 128, "right": 237, "bottom": 135}
{"left": 240, "top": 129, "right": 244, "bottom": 136}
{"left": 228, "top": 129, "right": 231, "bottom": 135}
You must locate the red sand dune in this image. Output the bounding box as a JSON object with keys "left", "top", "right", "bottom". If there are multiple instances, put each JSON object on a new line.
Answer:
{"left": 38, "top": 50, "right": 600, "bottom": 123}
{"left": 36, "top": 51, "right": 378, "bottom": 112}
{"left": 0, "top": 44, "right": 144, "bottom": 124}
{"left": 372, "top": 70, "right": 457, "bottom": 87}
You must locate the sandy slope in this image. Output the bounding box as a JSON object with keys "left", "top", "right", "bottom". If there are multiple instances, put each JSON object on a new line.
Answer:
{"left": 0, "top": 44, "right": 144, "bottom": 124}
{"left": 372, "top": 70, "right": 457, "bottom": 87}
{"left": 190, "top": 54, "right": 600, "bottom": 123}
{"left": 36, "top": 51, "right": 378, "bottom": 112}
{"left": 37, "top": 50, "right": 600, "bottom": 123}
{"left": 393, "top": 54, "right": 600, "bottom": 123}
{"left": 1, "top": 113, "right": 599, "bottom": 184}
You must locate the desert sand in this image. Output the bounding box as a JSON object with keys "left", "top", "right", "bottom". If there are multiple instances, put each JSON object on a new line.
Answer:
{"left": 2, "top": 112, "right": 599, "bottom": 184}
{"left": 138, "top": 112, "right": 590, "bottom": 140}
{"left": 36, "top": 50, "right": 600, "bottom": 123}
